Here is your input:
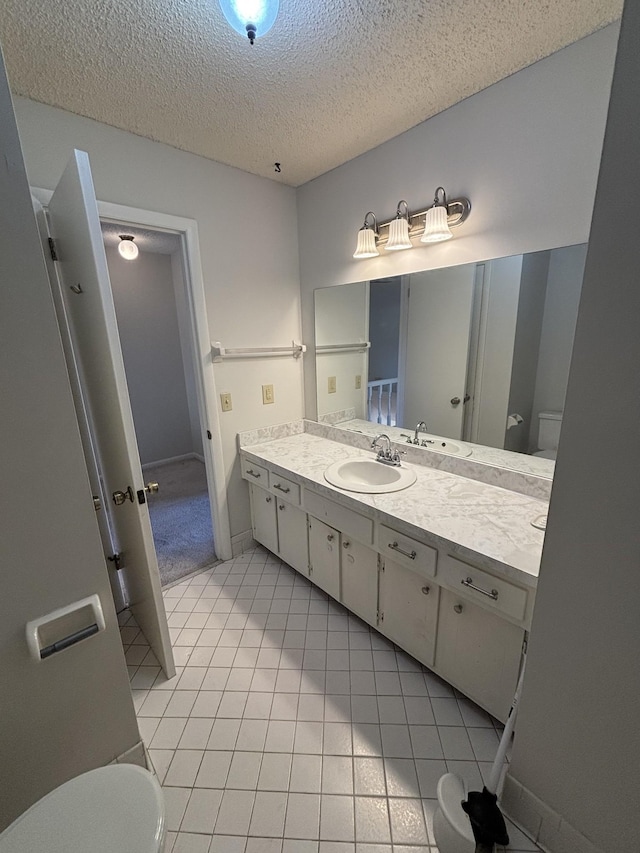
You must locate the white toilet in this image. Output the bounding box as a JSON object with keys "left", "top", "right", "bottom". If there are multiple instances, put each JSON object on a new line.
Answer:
{"left": 0, "top": 764, "right": 165, "bottom": 853}
{"left": 532, "top": 410, "right": 563, "bottom": 459}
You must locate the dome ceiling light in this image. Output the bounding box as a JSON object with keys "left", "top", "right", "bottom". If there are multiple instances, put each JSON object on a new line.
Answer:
{"left": 218, "top": 0, "right": 279, "bottom": 45}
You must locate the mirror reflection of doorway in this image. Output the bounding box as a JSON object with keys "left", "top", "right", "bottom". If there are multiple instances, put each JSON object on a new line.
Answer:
{"left": 101, "top": 222, "right": 217, "bottom": 586}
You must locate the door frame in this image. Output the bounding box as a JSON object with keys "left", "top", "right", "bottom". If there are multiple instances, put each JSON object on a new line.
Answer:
{"left": 32, "top": 188, "right": 233, "bottom": 563}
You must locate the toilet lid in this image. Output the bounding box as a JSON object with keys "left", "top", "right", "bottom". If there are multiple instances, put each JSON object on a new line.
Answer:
{"left": 0, "top": 765, "right": 165, "bottom": 853}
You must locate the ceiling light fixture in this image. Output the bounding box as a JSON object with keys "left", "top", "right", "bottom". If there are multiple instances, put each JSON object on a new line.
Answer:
{"left": 118, "top": 235, "right": 139, "bottom": 260}
{"left": 219, "top": 0, "right": 279, "bottom": 45}
{"left": 353, "top": 188, "right": 471, "bottom": 259}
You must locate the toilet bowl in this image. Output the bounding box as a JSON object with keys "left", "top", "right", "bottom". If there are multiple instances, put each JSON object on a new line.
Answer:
{"left": 0, "top": 764, "right": 165, "bottom": 853}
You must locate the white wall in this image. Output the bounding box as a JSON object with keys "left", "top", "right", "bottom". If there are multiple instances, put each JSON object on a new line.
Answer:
{"left": 505, "top": 3, "right": 639, "bottom": 849}
{"left": 368, "top": 279, "right": 401, "bottom": 381}
{"left": 0, "top": 56, "right": 139, "bottom": 829}
{"left": 106, "top": 246, "right": 194, "bottom": 465}
{"left": 12, "top": 96, "right": 302, "bottom": 541}
{"left": 532, "top": 242, "right": 587, "bottom": 417}
{"left": 314, "top": 281, "right": 368, "bottom": 418}
{"left": 297, "top": 24, "right": 619, "bottom": 419}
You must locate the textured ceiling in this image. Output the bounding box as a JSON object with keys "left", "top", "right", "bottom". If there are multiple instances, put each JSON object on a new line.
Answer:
{"left": 0, "top": 0, "right": 622, "bottom": 186}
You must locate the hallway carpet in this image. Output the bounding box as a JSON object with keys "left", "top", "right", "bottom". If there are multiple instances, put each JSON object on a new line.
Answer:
{"left": 145, "top": 457, "right": 217, "bottom": 586}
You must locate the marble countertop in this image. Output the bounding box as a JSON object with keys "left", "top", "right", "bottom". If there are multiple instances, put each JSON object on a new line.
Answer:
{"left": 240, "top": 431, "right": 547, "bottom": 589}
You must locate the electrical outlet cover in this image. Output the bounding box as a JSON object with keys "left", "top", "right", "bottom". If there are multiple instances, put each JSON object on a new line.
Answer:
{"left": 220, "top": 392, "right": 232, "bottom": 412}
{"left": 262, "top": 384, "right": 274, "bottom": 404}
{"left": 355, "top": 375, "right": 362, "bottom": 389}
{"left": 328, "top": 376, "right": 337, "bottom": 394}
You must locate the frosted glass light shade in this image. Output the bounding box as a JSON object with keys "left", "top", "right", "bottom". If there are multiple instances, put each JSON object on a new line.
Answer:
{"left": 421, "top": 204, "right": 453, "bottom": 243}
{"left": 353, "top": 227, "right": 379, "bottom": 259}
{"left": 118, "top": 238, "right": 139, "bottom": 260}
{"left": 385, "top": 216, "right": 412, "bottom": 251}
{"left": 219, "top": 0, "right": 279, "bottom": 40}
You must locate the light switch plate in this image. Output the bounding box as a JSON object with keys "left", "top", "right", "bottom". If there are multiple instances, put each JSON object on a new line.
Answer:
{"left": 328, "top": 376, "right": 337, "bottom": 394}
{"left": 262, "top": 384, "right": 274, "bottom": 405}
{"left": 220, "top": 392, "right": 232, "bottom": 412}
{"left": 355, "top": 375, "right": 362, "bottom": 389}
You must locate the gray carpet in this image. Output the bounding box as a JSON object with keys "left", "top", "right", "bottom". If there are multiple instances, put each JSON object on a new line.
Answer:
{"left": 144, "top": 457, "right": 217, "bottom": 586}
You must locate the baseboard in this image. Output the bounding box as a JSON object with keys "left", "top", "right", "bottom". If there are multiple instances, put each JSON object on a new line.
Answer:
{"left": 502, "top": 773, "right": 604, "bottom": 853}
{"left": 231, "top": 529, "right": 257, "bottom": 557}
{"left": 142, "top": 452, "right": 202, "bottom": 469}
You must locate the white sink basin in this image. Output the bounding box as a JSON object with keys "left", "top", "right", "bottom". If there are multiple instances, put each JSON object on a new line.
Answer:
{"left": 421, "top": 439, "right": 472, "bottom": 457}
{"left": 324, "top": 458, "right": 417, "bottom": 494}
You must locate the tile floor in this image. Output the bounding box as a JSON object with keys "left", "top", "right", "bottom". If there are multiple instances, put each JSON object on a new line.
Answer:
{"left": 120, "top": 546, "right": 541, "bottom": 853}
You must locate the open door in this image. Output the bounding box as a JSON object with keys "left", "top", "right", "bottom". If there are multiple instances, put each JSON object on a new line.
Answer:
{"left": 48, "top": 150, "right": 175, "bottom": 678}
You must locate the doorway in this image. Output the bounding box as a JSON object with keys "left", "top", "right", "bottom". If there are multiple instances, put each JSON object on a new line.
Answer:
{"left": 101, "top": 221, "right": 217, "bottom": 586}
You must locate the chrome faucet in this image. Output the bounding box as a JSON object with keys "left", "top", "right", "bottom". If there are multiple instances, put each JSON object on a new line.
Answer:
{"left": 413, "top": 421, "right": 428, "bottom": 444}
{"left": 371, "top": 434, "right": 403, "bottom": 466}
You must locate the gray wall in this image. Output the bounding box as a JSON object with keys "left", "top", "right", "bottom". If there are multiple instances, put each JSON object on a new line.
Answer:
{"left": 368, "top": 279, "right": 401, "bottom": 381}
{"left": 0, "top": 53, "right": 139, "bottom": 829}
{"left": 507, "top": 4, "right": 639, "bottom": 849}
{"left": 106, "top": 246, "right": 195, "bottom": 465}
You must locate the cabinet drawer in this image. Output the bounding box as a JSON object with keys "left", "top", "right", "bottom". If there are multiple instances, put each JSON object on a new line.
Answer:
{"left": 439, "top": 553, "right": 528, "bottom": 624}
{"left": 270, "top": 472, "right": 301, "bottom": 507}
{"left": 378, "top": 524, "right": 437, "bottom": 578}
{"left": 304, "top": 490, "right": 373, "bottom": 545}
{"left": 242, "top": 458, "right": 269, "bottom": 486}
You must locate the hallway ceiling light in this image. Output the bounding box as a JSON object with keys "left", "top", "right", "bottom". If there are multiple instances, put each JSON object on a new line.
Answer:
{"left": 219, "top": 0, "right": 279, "bottom": 45}
{"left": 353, "top": 212, "right": 379, "bottom": 259}
{"left": 118, "top": 235, "right": 139, "bottom": 260}
{"left": 353, "top": 187, "right": 471, "bottom": 259}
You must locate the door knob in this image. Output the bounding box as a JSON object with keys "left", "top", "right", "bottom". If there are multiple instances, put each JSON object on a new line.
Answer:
{"left": 454, "top": 604, "right": 464, "bottom": 614}
{"left": 93, "top": 496, "right": 102, "bottom": 512}
{"left": 112, "top": 486, "right": 134, "bottom": 505}
{"left": 144, "top": 482, "right": 159, "bottom": 495}
{"left": 450, "top": 396, "right": 461, "bottom": 406}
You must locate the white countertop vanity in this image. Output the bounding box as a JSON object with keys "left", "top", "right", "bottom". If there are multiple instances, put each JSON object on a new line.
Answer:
{"left": 239, "top": 420, "right": 548, "bottom": 722}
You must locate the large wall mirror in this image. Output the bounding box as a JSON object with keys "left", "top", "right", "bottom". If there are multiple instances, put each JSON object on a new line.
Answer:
{"left": 314, "top": 243, "right": 587, "bottom": 477}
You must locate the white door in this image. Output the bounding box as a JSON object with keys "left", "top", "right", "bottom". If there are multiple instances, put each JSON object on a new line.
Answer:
{"left": 48, "top": 149, "right": 175, "bottom": 678}
{"left": 250, "top": 484, "right": 279, "bottom": 554}
{"left": 341, "top": 539, "right": 379, "bottom": 628}
{"left": 403, "top": 265, "right": 476, "bottom": 438}
{"left": 276, "top": 501, "right": 309, "bottom": 575}
{"left": 379, "top": 559, "right": 439, "bottom": 668}
{"left": 308, "top": 517, "right": 340, "bottom": 599}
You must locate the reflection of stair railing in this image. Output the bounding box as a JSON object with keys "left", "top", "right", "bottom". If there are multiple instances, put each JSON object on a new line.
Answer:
{"left": 368, "top": 378, "right": 398, "bottom": 426}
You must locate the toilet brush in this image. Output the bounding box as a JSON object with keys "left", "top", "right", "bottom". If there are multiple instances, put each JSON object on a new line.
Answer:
{"left": 434, "top": 649, "right": 527, "bottom": 853}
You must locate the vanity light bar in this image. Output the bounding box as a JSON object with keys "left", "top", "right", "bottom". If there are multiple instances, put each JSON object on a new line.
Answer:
{"left": 353, "top": 188, "right": 471, "bottom": 258}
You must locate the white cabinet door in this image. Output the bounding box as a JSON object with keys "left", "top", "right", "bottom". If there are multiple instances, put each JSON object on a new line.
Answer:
{"left": 436, "top": 588, "right": 524, "bottom": 722}
{"left": 277, "top": 500, "right": 309, "bottom": 575}
{"left": 250, "top": 483, "right": 278, "bottom": 554}
{"left": 341, "top": 538, "right": 379, "bottom": 628}
{"left": 379, "top": 558, "right": 439, "bottom": 667}
{"left": 308, "top": 516, "right": 340, "bottom": 600}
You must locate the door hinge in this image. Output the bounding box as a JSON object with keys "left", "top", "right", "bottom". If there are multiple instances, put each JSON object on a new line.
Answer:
{"left": 48, "top": 237, "right": 58, "bottom": 261}
{"left": 108, "top": 552, "right": 123, "bottom": 571}
{"left": 377, "top": 610, "right": 384, "bottom": 624}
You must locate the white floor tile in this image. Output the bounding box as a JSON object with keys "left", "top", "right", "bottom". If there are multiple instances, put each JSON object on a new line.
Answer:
{"left": 431, "top": 697, "right": 465, "bottom": 727}
{"left": 172, "top": 831, "right": 211, "bottom": 853}
{"left": 285, "top": 792, "right": 321, "bottom": 839}
{"left": 151, "top": 717, "right": 188, "bottom": 749}
{"left": 320, "top": 794, "right": 355, "bottom": 841}
{"left": 383, "top": 757, "right": 420, "bottom": 798}
{"left": 257, "top": 752, "right": 292, "bottom": 791}
{"left": 414, "top": 759, "right": 448, "bottom": 798}
{"left": 354, "top": 758, "right": 387, "bottom": 797}
{"left": 227, "top": 751, "right": 263, "bottom": 789}
{"left": 249, "top": 791, "right": 288, "bottom": 837}
{"left": 265, "top": 720, "right": 296, "bottom": 753}
{"left": 215, "top": 789, "right": 256, "bottom": 835}
{"left": 163, "top": 786, "right": 191, "bottom": 831}
{"left": 437, "top": 726, "right": 475, "bottom": 761}
{"left": 294, "top": 721, "right": 324, "bottom": 754}
{"left": 380, "top": 725, "right": 413, "bottom": 758}
{"left": 148, "top": 748, "right": 174, "bottom": 784}
{"left": 290, "top": 753, "right": 323, "bottom": 793}
{"left": 195, "top": 750, "right": 233, "bottom": 788}
{"left": 165, "top": 749, "right": 204, "bottom": 787}
{"left": 323, "top": 723, "right": 352, "bottom": 756}
{"left": 236, "top": 719, "right": 269, "bottom": 752}
{"left": 322, "top": 756, "right": 354, "bottom": 794}
{"left": 191, "top": 691, "right": 223, "bottom": 718}
{"left": 179, "top": 718, "right": 215, "bottom": 749}
{"left": 181, "top": 788, "right": 223, "bottom": 834}
{"left": 165, "top": 691, "right": 199, "bottom": 717}
{"left": 246, "top": 839, "right": 282, "bottom": 853}
{"left": 354, "top": 797, "right": 391, "bottom": 844}
{"left": 210, "top": 835, "right": 248, "bottom": 853}
{"left": 387, "top": 798, "right": 428, "bottom": 845}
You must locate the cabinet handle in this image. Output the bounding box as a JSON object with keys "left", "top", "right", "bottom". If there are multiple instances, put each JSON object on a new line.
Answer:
{"left": 421, "top": 585, "right": 430, "bottom": 595}
{"left": 461, "top": 577, "right": 499, "bottom": 600}
{"left": 265, "top": 496, "right": 272, "bottom": 503}
{"left": 273, "top": 483, "right": 290, "bottom": 494}
{"left": 454, "top": 604, "right": 464, "bottom": 614}
{"left": 388, "top": 541, "right": 417, "bottom": 560}
{"left": 343, "top": 541, "right": 351, "bottom": 549}
{"left": 327, "top": 533, "right": 335, "bottom": 542}
{"left": 246, "top": 468, "right": 261, "bottom": 478}
{"left": 279, "top": 504, "right": 285, "bottom": 510}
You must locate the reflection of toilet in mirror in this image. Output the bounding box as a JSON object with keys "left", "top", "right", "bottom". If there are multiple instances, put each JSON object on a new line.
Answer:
{"left": 532, "top": 410, "right": 563, "bottom": 459}
{"left": 0, "top": 765, "right": 165, "bottom": 852}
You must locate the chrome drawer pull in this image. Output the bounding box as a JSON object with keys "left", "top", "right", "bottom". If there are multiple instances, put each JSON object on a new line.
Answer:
{"left": 273, "top": 483, "right": 291, "bottom": 493}
{"left": 246, "top": 468, "right": 261, "bottom": 478}
{"left": 388, "top": 541, "right": 417, "bottom": 560}
{"left": 462, "top": 577, "right": 499, "bottom": 600}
